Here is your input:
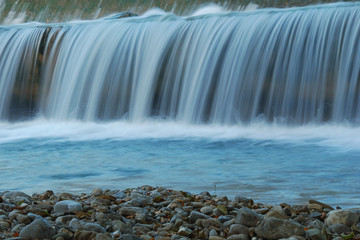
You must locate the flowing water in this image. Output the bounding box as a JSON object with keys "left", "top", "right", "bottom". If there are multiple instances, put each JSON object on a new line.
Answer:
{"left": 0, "top": 1, "right": 359, "bottom": 207}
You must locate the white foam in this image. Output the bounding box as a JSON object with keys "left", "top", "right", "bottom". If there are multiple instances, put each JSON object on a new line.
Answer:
{"left": 0, "top": 119, "right": 359, "bottom": 150}
{"left": 190, "top": 4, "right": 227, "bottom": 16}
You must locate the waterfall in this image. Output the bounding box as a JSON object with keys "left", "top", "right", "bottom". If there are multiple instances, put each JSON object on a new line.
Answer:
{"left": 0, "top": 2, "right": 359, "bottom": 124}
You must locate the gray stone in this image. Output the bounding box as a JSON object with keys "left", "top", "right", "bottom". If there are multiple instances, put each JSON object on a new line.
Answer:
{"left": 325, "top": 210, "right": 358, "bottom": 227}
{"left": 265, "top": 210, "right": 289, "bottom": 219}
{"left": 74, "top": 230, "right": 97, "bottom": 240}
{"left": 11, "top": 223, "right": 25, "bottom": 233}
{"left": 0, "top": 220, "right": 10, "bottom": 230}
{"left": 209, "top": 237, "right": 225, "bottom": 240}
{"left": 112, "top": 220, "right": 128, "bottom": 234}
{"left": 19, "top": 218, "right": 56, "bottom": 240}
{"left": 113, "top": 191, "right": 126, "bottom": 199}
{"left": 69, "top": 218, "right": 106, "bottom": 233}
{"left": 69, "top": 218, "right": 82, "bottom": 230}
{"left": 254, "top": 217, "right": 305, "bottom": 239}
{"left": 55, "top": 215, "right": 76, "bottom": 226}
{"left": 227, "top": 234, "right": 250, "bottom": 240}
{"left": 83, "top": 222, "right": 106, "bottom": 233}
{"left": 308, "top": 204, "right": 323, "bottom": 213}
{"left": 218, "top": 215, "right": 233, "bottom": 223}
{"left": 91, "top": 188, "right": 103, "bottom": 196}
{"left": 235, "top": 207, "right": 262, "bottom": 227}
{"left": 309, "top": 212, "right": 322, "bottom": 219}
{"left": 16, "top": 214, "right": 31, "bottom": 224}
{"left": 328, "top": 223, "right": 351, "bottom": 234}
{"left": 119, "top": 234, "right": 142, "bottom": 240}
{"left": 201, "top": 206, "right": 214, "bottom": 215}
{"left": 305, "top": 229, "right": 325, "bottom": 240}
{"left": 228, "top": 224, "right": 249, "bottom": 235}
{"left": 178, "top": 226, "right": 193, "bottom": 237}
{"left": 209, "top": 229, "right": 218, "bottom": 237}
{"left": 213, "top": 208, "right": 225, "bottom": 216}
{"left": 201, "top": 218, "right": 224, "bottom": 229}
{"left": 54, "top": 200, "right": 82, "bottom": 215}
{"left": 96, "top": 233, "right": 113, "bottom": 240}
{"left": 3, "top": 191, "right": 31, "bottom": 205}
{"left": 234, "top": 196, "right": 253, "bottom": 207}
{"left": 189, "top": 210, "right": 210, "bottom": 223}
{"left": 307, "top": 219, "right": 325, "bottom": 230}
{"left": 308, "top": 200, "right": 334, "bottom": 210}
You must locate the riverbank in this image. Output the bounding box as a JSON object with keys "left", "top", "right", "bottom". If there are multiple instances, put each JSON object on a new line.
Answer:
{"left": 0, "top": 186, "right": 359, "bottom": 240}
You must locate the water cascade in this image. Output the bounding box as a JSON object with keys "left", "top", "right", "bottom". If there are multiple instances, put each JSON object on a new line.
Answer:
{"left": 0, "top": 2, "right": 360, "bottom": 125}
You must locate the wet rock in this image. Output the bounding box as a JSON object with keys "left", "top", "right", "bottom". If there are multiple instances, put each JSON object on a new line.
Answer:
{"left": 201, "top": 206, "right": 213, "bottom": 215}
{"left": 235, "top": 196, "right": 254, "bottom": 207}
{"left": 305, "top": 229, "right": 325, "bottom": 240}
{"left": 19, "top": 218, "right": 56, "bottom": 240}
{"left": 118, "top": 234, "right": 142, "bottom": 240}
{"left": 178, "top": 226, "right": 193, "bottom": 237}
{"left": 16, "top": 214, "right": 31, "bottom": 224}
{"left": 307, "top": 219, "right": 325, "bottom": 230}
{"left": 200, "top": 218, "right": 224, "bottom": 229}
{"left": 254, "top": 217, "right": 305, "bottom": 239}
{"left": 228, "top": 224, "right": 249, "bottom": 235}
{"left": 325, "top": 210, "right": 358, "bottom": 227}
{"left": 265, "top": 210, "right": 289, "bottom": 219}
{"left": 96, "top": 233, "right": 113, "bottom": 240}
{"left": 69, "top": 218, "right": 106, "bottom": 233}
{"left": 189, "top": 210, "right": 210, "bottom": 223}
{"left": 227, "top": 234, "right": 250, "bottom": 240}
{"left": 209, "top": 236, "right": 226, "bottom": 240}
{"left": 54, "top": 200, "right": 82, "bottom": 215}
{"left": 0, "top": 220, "right": 10, "bottom": 230}
{"left": 74, "top": 230, "right": 97, "bottom": 240}
{"left": 328, "top": 223, "right": 351, "bottom": 234}
{"left": 309, "top": 211, "right": 322, "bottom": 219}
{"left": 91, "top": 188, "right": 103, "bottom": 196}
{"left": 308, "top": 204, "right": 323, "bottom": 213}
{"left": 291, "top": 205, "right": 309, "bottom": 214}
{"left": 56, "top": 215, "right": 76, "bottom": 226}
{"left": 112, "top": 220, "right": 128, "bottom": 233}
{"left": 308, "top": 200, "right": 334, "bottom": 211}
{"left": 3, "top": 191, "right": 31, "bottom": 205}
{"left": 235, "top": 207, "right": 262, "bottom": 227}
{"left": 210, "top": 229, "right": 218, "bottom": 237}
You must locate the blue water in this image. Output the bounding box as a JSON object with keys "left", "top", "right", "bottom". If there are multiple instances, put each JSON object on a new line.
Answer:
{"left": 0, "top": 120, "right": 359, "bottom": 208}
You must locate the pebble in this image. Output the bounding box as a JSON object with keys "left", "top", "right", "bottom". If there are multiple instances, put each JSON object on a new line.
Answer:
{"left": 0, "top": 186, "right": 357, "bottom": 240}
{"left": 54, "top": 200, "right": 82, "bottom": 215}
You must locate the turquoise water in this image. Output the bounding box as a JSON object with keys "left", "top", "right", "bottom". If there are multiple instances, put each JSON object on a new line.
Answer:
{"left": 0, "top": 120, "right": 359, "bottom": 207}
{"left": 0, "top": 2, "right": 360, "bottom": 208}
